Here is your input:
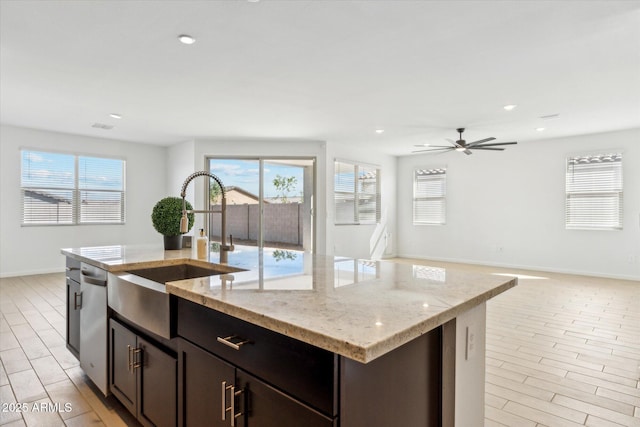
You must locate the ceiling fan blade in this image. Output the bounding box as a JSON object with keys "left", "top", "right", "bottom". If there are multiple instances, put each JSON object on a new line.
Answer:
{"left": 412, "top": 148, "right": 454, "bottom": 154}
{"left": 413, "top": 144, "right": 454, "bottom": 148}
{"left": 463, "top": 149, "right": 472, "bottom": 155}
{"left": 471, "top": 146, "right": 505, "bottom": 151}
{"left": 474, "top": 142, "right": 518, "bottom": 147}
{"left": 467, "top": 137, "right": 495, "bottom": 147}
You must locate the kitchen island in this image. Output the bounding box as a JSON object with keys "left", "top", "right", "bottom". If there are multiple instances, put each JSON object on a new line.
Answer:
{"left": 62, "top": 244, "right": 516, "bottom": 427}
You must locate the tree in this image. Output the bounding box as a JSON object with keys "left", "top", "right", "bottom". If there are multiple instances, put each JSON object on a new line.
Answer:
{"left": 273, "top": 175, "right": 297, "bottom": 203}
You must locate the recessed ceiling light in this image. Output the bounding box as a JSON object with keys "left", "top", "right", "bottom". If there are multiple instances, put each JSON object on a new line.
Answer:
{"left": 536, "top": 127, "right": 545, "bottom": 132}
{"left": 178, "top": 34, "right": 196, "bottom": 45}
{"left": 503, "top": 104, "right": 517, "bottom": 111}
{"left": 109, "top": 113, "right": 122, "bottom": 119}
{"left": 375, "top": 129, "right": 384, "bottom": 134}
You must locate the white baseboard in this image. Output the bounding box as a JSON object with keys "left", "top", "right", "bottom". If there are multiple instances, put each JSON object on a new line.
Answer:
{"left": 395, "top": 253, "right": 640, "bottom": 282}
{"left": 0, "top": 267, "right": 66, "bottom": 279}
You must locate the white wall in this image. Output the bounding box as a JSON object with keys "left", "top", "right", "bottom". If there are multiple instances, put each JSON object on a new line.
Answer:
{"left": 166, "top": 139, "right": 196, "bottom": 199}
{"left": 186, "top": 138, "right": 329, "bottom": 254}
{"left": 326, "top": 141, "right": 397, "bottom": 260}
{"left": 397, "top": 128, "right": 640, "bottom": 280}
{"left": 0, "top": 125, "right": 168, "bottom": 277}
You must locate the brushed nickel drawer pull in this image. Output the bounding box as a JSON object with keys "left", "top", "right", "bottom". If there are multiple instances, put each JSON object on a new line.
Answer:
{"left": 127, "top": 345, "right": 133, "bottom": 373}
{"left": 231, "top": 386, "right": 243, "bottom": 427}
{"left": 217, "top": 335, "right": 250, "bottom": 351}
{"left": 132, "top": 347, "right": 142, "bottom": 370}
{"left": 221, "top": 381, "right": 233, "bottom": 421}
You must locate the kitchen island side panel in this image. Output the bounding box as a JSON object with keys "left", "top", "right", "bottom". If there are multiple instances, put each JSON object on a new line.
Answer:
{"left": 340, "top": 325, "right": 442, "bottom": 427}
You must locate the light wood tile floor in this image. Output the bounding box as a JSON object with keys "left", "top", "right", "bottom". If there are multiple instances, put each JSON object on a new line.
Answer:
{"left": 1, "top": 264, "right": 639, "bottom": 426}
{"left": 0, "top": 274, "right": 138, "bottom": 427}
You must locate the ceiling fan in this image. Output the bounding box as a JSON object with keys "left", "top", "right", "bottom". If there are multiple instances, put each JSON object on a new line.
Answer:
{"left": 412, "top": 128, "right": 517, "bottom": 155}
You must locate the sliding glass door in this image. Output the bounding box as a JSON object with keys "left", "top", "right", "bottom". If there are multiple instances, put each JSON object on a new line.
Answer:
{"left": 207, "top": 157, "right": 315, "bottom": 253}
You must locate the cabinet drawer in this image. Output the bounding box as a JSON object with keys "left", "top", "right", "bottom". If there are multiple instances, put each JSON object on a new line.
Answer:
{"left": 237, "top": 369, "right": 336, "bottom": 427}
{"left": 66, "top": 257, "right": 81, "bottom": 283}
{"left": 177, "top": 298, "right": 338, "bottom": 417}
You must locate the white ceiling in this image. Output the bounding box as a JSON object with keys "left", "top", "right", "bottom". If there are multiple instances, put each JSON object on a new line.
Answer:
{"left": 1, "top": 1, "right": 639, "bottom": 156}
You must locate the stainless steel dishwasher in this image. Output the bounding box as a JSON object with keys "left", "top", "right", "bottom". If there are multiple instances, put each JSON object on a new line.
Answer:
{"left": 80, "top": 263, "right": 109, "bottom": 396}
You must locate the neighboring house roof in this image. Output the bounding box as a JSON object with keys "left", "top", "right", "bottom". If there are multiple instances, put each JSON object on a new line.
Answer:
{"left": 216, "top": 186, "right": 267, "bottom": 205}
{"left": 24, "top": 189, "right": 71, "bottom": 204}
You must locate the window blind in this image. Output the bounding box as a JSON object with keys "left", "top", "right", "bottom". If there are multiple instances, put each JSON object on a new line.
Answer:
{"left": 565, "top": 153, "right": 622, "bottom": 230}
{"left": 413, "top": 168, "right": 446, "bottom": 225}
{"left": 21, "top": 151, "right": 75, "bottom": 224}
{"left": 21, "top": 150, "right": 125, "bottom": 225}
{"left": 334, "top": 160, "right": 380, "bottom": 225}
{"left": 78, "top": 156, "right": 125, "bottom": 223}
{"left": 357, "top": 165, "right": 380, "bottom": 223}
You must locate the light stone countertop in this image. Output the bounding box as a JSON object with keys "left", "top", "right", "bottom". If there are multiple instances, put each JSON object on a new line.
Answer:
{"left": 61, "top": 244, "right": 517, "bottom": 363}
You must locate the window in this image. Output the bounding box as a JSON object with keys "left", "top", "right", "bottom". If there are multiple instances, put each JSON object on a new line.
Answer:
{"left": 413, "top": 167, "right": 446, "bottom": 225}
{"left": 334, "top": 160, "right": 380, "bottom": 225}
{"left": 565, "top": 153, "right": 622, "bottom": 230}
{"left": 21, "top": 150, "right": 125, "bottom": 225}
{"left": 208, "top": 157, "right": 315, "bottom": 251}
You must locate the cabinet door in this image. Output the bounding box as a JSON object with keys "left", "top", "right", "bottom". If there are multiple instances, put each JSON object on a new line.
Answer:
{"left": 109, "top": 319, "right": 137, "bottom": 415}
{"left": 178, "top": 339, "right": 235, "bottom": 427}
{"left": 236, "top": 369, "right": 335, "bottom": 427}
{"left": 138, "top": 336, "right": 177, "bottom": 427}
{"left": 66, "top": 278, "right": 81, "bottom": 358}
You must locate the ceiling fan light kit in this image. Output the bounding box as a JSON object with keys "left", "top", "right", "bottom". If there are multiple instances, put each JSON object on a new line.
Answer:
{"left": 412, "top": 128, "right": 518, "bottom": 156}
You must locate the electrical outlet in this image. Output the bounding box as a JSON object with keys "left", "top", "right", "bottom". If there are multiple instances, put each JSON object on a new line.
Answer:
{"left": 465, "top": 325, "right": 477, "bottom": 360}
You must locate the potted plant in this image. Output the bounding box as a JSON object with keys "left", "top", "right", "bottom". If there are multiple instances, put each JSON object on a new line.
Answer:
{"left": 151, "top": 197, "right": 195, "bottom": 250}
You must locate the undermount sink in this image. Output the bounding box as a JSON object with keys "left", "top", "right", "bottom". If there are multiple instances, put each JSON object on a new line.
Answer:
{"left": 108, "top": 261, "right": 244, "bottom": 339}
{"left": 126, "top": 262, "right": 231, "bottom": 283}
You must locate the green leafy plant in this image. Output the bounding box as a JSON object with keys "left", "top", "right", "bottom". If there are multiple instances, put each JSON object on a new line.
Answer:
{"left": 273, "top": 174, "right": 298, "bottom": 203}
{"left": 151, "top": 197, "right": 194, "bottom": 236}
{"left": 272, "top": 249, "right": 297, "bottom": 262}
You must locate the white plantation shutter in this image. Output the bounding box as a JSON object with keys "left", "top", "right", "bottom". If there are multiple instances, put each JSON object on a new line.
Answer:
{"left": 78, "top": 156, "right": 125, "bottom": 223}
{"left": 21, "top": 151, "right": 75, "bottom": 224}
{"left": 357, "top": 165, "right": 380, "bottom": 223}
{"left": 565, "top": 153, "right": 622, "bottom": 230}
{"left": 413, "top": 168, "right": 446, "bottom": 225}
{"left": 334, "top": 160, "right": 380, "bottom": 224}
{"left": 21, "top": 150, "right": 125, "bottom": 225}
{"left": 334, "top": 161, "right": 356, "bottom": 224}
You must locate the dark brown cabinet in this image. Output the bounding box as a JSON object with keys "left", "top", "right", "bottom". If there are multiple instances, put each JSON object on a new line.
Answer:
{"left": 177, "top": 298, "right": 338, "bottom": 419}
{"left": 65, "top": 257, "right": 81, "bottom": 359}
{"left": 110, "top": 319, "right": 177, "bottom": 427}
{"left": 177, "top": 338, "right": 235, "bottom": 427}
{"left": 177, "top": 338, "right": 334, "bottom": 427}
{"left": 177, "top": 298, "right": 337, "bottom": 426}
{"left": 235, "top": 369, "right": 335, "bottom": 427}
{"left": 176, "top": 297, "right": 442, "bottom": 427}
